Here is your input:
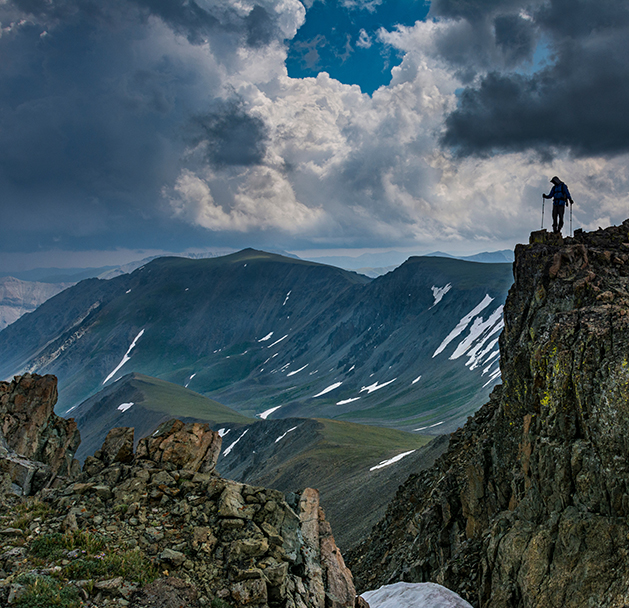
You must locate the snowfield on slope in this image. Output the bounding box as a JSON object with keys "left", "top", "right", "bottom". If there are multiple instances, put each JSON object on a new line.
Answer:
{"left": 362, "top": 581, "right": 472, "bottom": 608}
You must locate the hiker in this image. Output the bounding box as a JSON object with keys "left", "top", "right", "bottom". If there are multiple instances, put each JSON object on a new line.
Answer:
{"left": 543, "top": 176, "right": 573, "bottom": 235}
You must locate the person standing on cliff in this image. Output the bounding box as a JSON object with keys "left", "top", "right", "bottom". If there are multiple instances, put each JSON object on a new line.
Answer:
{"left": 543, "top": 176, "right": 573, "bottom": 235}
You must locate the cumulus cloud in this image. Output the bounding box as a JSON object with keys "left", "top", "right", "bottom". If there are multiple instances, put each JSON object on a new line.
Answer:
{"left": 1, "top": 0, "right": 628, "bottom": 265}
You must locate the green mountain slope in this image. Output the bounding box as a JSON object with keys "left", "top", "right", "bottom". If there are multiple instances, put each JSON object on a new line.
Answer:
{"left": 0, "top": 249, "right": 512, "bottom": 433}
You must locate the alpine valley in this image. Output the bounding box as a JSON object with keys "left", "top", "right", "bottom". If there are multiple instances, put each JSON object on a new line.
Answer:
{"left": 0, "top": 250, "right": 511, "bottom": 434}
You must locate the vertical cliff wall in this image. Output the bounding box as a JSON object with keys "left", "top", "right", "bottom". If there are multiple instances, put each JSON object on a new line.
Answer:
{"left": 348, "top": 221, "right": 629, "bottom": 608}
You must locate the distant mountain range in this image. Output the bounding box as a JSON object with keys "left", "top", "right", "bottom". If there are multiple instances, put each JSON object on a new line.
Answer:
{"left": 0, "top": 276, "right": 71, "bottom": 331}
{"left": 308, "top": 249, "right": 515, "bottom": 271}
{"left": 0, "top": 249, "right": 512, "bottom": 433}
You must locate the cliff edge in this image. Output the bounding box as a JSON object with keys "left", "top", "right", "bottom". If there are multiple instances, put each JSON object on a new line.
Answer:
{"left": 348, "top": 221, "right": 629, "bottom": 607}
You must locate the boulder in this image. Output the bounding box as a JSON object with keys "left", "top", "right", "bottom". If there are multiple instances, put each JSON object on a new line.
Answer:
{"left": 135, "top": 419, "right": 221, "bottom": 472}
{"left": 0, "top": 374, "right": 80, "bottom": 479}
{"left": 100, "top": 426, "right": 134, "bottom": 465}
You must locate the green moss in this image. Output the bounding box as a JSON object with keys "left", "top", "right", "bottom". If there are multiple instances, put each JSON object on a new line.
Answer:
{"left": 63, "top": 548, "right": 158, "bottom": 585}
{"left": 14, "top": 574, "right": 81, "bottom": 608}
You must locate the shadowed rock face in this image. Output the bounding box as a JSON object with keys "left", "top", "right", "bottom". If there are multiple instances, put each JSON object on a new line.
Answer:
{"left": 0, "top": 373, "right": 80, "bottom": 494}
{"left": 349, "top": 221, "right": 629, "bottom": 608}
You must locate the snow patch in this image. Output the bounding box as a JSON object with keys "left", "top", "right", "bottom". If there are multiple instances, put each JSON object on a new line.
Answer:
{"left": 275, "top": 426, "right": 298, "bottom": 443}
{"left": 223, "top": 429, "right": 248, "bottom": 457}
{"left": 370, "top": 450, "right": 416, "bottom": 471}
{"left": 346, "top": 365, "right": 355, "bottom": 373}
{"left": 450, "top": 306, "right": 504, "bottom": 361}
{"left": 336, "top": 397, "right": 361, "bottom": 405}
{"left": 430, "top": 284, "right": 452, "bottom": 308}
{"left": 117, "top": 402, "right": 134, "bottom": 412}
{"left": 287, "top": 364, "right": 308, "bottom": 377}
{"left": 218, "top": 428, "right": 230, "bottom": 438}
{"left": 185, "top": 372, "right": 197, "bottom": 388}
{"left": 360, "top": 378, "right": 397, "bottom": 394}
{"left": 313, "top": 382, "right": 343, "bottom": 397}
{"left": 483, "top": 369, "right": 502, "bottom": 388}
{"left": 412, "top": 375, "right": 422, "bottom": 384}
{"left": 433, "top": 295, "right": 494, "bottom": 358}
{"left": 103, "top": 329, "right": 145, "bottom": 384}
{"left": 268, "top": 334, "right": 288, "bottom": 348}
{"left": 283, "top": 291, "right": 291, "bottom": 306}
{"left": 125, "top": 289, "right": 132, "bottom": 294}
{"left": 258, "top": 405, "right": 282, "bottom": 420}
{"left": 362, "top": 581, "right": 472, "bottom": 608}
{"left": 258, "top": 332, "right": 274, "bottom": 342}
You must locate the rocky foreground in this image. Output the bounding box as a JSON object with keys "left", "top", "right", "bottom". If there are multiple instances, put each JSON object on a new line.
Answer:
{"left": 349, "top": 222, "right": 629, "bottom": 607}
{"left": 0, "top": 374, "right": 360, "bottom": 608}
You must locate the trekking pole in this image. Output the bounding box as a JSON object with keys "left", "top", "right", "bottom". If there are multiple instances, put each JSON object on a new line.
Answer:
{"left": 541, "top": 194, "right": 545, "bottom": 229}
{"left": 570, "top": 202, "right": 573, "bottom": 237}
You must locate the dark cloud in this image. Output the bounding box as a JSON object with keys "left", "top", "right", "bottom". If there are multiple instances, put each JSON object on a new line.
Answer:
{"left": 494, "top": 14, "right": 537, "bottom": 65}
{"left": 438, "top": 0, "right": 629, "bottom": 158}
{"left": 0, "top": 0, "right": 286, "bottom": 254}
{"left": 187, "top": 100, "right": 269, "bottom": 167}
{"left": 429, "top": 0, "right": 527, "bottom": 22}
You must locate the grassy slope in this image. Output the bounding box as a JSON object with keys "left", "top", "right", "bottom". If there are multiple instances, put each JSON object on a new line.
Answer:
{"left": 127, "top": 373, "right": 253, "bottom": 424}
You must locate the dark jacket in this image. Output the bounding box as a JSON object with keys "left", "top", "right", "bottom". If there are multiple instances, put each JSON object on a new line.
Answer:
{"left": 546, "top": 182, "right": 572, "bottom": 206}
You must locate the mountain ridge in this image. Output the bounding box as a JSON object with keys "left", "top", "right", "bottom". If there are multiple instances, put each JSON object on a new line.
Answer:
{"left": 348, "top": 221, "right": 629, "bottom": 607}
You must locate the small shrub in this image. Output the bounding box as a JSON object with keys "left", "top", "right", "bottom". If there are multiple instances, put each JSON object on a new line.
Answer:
{"left": 63, "top": 549, "right": 158, "bottom": 585}
{"left": 29, "top": 530, "right": 105, "bottom": 561}
{"left": 14, "top": 574, "right": 81, "bottom": 608}
{"left": 10, "top": 501, "right": 51, "bottom": 531}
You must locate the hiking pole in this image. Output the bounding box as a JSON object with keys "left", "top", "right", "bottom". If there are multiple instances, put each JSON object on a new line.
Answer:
{"left": 541, "top": 194, "right": 545, "bottom": 229}
{"left": 570, "top": 202, "right": 573, "bottom": 237}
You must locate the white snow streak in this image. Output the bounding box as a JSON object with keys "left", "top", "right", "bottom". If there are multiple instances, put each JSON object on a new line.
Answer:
{"left": 362, "top": 581, "right": 472, "bottom": 608}
{"left": 450, "top": 306, "right": 504, "bottom": 361}
{"left": 412, "top": 375, "right": 422, "bottom": 384}
{"left": 483, "top": 369, "right": 502, "bottom": 388}
{"left": 414, "top": 421, "right": 444, "bottom": 431}
{"left": 287, "top": 364, "right": 308, "bottom": 377}
{"left": 267, "top": 334, "right": 288, "bottom": 348}
{"left": 360, "top": 378, "right": 397, "bottom": 394}
{"left": 430, "top": 284, "right": 452, "bottom": 308}
{"left": 258, "top": 332, "right": 274, "bottom": 342}
{"left": 275, "top": 426, "right": 298, "bottom": 443}
{"left": 185, "top": 372, "right": 197, "bottom": 388}
{"left": 258, "top": 405, "right": 282, "bottom": 420}
{"left": 218, "top": 428, "right": 230, "bottom": 438}
{"left": 433, "top": 295, "right": 494, "bottom": 358}
{"left": 223, "top": 429, "right": 248, "bottom": 457}
{"left": 313, "top": 382, "right": 343, "bottom": 397}
{"left": 370, "top": 450, "right": 416, "bottom": 471}
{"left": 103, "top": 329, "right": 145, "bottom": 384}
{"left": 283, "top": 291, "right": 292, "bottom": 306}
{"left": 117, "top": 402, "right": 134, "bottom": 412}
{"left": 336, "top": 397, "right": 361, "bottom": 405}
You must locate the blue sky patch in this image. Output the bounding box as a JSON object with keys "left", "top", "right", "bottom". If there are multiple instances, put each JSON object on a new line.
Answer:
{"left": 286, "top": 0, "right": 429, "bottom": 95}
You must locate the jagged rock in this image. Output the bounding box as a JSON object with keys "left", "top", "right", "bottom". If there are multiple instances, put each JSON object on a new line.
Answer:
{"left": 1, "top": 397, "right": 361, "bottom": 608}
{"left": 0, "top": 374, "right": 80, "bottom": 478}
{"left": 129, "top": 577, "right": 199, "bottom": 608}
{"left": 100, "top": 426, "right": 134, "bottom": 465}
{"left": 349, "top": 220, "right": 629, "bottom": 608}
{"left": 135, "top": 419, "right": 221, "bottom": 473}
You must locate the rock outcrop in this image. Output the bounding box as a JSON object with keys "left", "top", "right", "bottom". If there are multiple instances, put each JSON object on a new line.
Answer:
{"left": 0, "top": 374, "right": 80, "bottom": 495}
{"left": 349, "top": 221, "right": 629, "bottom": 607}
{"left": 0, "top": 389, "right": 359, "bottom": 607}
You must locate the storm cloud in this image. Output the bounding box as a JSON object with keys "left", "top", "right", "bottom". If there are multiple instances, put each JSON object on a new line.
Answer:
{"left": 0, "top": 0, "right": 628, "bottom": 268}
{"left": 434, "top": 0, "right": 629, "bottom": 157}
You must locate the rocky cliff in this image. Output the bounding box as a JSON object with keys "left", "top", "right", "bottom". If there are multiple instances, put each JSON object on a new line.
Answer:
{"left": 0, "top": 374, "right": 80, "bottom": 496}
{"left": 0, "top": 375, "right": 359, "bottom": 608}
{"left": 348, "top": 221, "right": 629, "bottom": 607}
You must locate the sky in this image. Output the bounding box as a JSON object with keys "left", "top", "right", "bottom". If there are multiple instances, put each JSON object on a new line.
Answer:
{"left": 1, "top": 0, "right": 629, "bottom": 272}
